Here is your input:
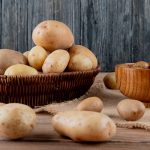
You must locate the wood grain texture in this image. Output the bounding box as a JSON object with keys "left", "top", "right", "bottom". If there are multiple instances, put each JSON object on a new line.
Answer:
{"left": 1, "top": 0, "right": 28, "bottom": 52}
{"left": 116, "top": 64, "right": 150, "bottom": 103}
{"left": 0, "top": 0, "right": 150, "bottom": 71}
{"left": 0, "top": 114, "right": 150, "bottom": 150}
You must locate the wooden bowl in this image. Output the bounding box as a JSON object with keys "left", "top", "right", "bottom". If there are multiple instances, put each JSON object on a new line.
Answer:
{"left": 0, "top": 67, "right": 100, "bottom": 107}
{"left": 115, "top": 63, "right": 150, "bottom": 103}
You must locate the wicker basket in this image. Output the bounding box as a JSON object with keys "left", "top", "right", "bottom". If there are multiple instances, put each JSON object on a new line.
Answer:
{"left": 0, "top": 67, "right": 100, "bottom": 107}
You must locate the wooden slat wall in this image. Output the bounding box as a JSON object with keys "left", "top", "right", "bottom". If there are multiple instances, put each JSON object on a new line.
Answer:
{"left": 0, "top": 0, "right": 150, "bottom": 71}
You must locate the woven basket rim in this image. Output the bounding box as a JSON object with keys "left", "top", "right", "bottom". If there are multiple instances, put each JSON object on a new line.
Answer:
{"left": 0, "top": 66, "right": 100, "bottom": 79}
{"left": 0, "top": 67, "right": 100, "bottom": 106}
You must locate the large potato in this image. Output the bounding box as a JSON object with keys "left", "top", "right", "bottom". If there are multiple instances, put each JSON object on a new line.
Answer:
{"left": 0, "top": 49, "right": 28, "bottom": 75}
{"left": 52, "top": 111, "right": 116, "bottom": 142}
{"left": 42, "top": 50, "right": 70, "bottom": 73}
{"left": 68, "top": 45, "right": 98, "bottom": 70}
{"left": 28, "top": 46, "right": 48, "bottom": 70}
{"left": 0, "top": 103, "right": 36, "bottom": 139}
{"left": 4, "top": 64, "right": 38, "bottom": 76}
{"left": 32, "top": 20, "right": 74, "bottom": 52}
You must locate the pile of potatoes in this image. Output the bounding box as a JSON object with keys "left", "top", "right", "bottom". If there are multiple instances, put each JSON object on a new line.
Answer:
{"left": 0, "top": 97, "right": 145, "bottom": 142}
{"left": 52, "top": 97, "right": 146, "bottom": 142}
{"left": 0, "top": 98, "right": 117, "bottom": 142}
{"left": 0, "top": 20, "right": 98, "bottom": 76}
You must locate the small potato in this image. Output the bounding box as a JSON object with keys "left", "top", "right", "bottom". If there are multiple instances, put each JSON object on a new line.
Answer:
{"left": 4, "top": 64, "right": 38, "bottom": 76}
{"left": 68, "top": 54, "right": 93, "bottom": 71}
{"left": 133, "top": 61, "right": 149, "bottom": 69}
{"left": 32, "top": 20, "right": 74, "bottom": 52}
{"left": 0, "top": 103, "right": 36, "bottom": 139}
{"left": 0, "top": 49, "right": 28, "bottom": 75}
{"left": 23, "top": 51, "right": 30, "bottom": 59}
{"left": 103, "top": 73, "right": 117, "bottom": 89}
{"left": 68, "top": 45, "right": 98, "bottom": 69}
{"left": 28, "top": 46, "right": 48, "bottom": 70}
{"left": 117, "top": 99, "right": 145, "bottom": 121}
{"left": 52, "top": 111, "right": 116, "bottom": 142}
{"left": 77, "top": 97, "right": 103, "bottom": 112}
{"left": 42, "top": 49, "right": 70, "bottom": 73}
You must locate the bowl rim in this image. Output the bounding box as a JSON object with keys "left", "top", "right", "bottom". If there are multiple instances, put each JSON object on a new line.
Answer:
{"left": 115, "top": 63, "right": 150, "bottom": 71}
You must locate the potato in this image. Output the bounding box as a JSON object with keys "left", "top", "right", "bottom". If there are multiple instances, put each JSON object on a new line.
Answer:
{"left": 103, "top": 73, "right": 117, "bottom": 89}
{"left": 133, "top": 61, "right": 149, "bottom": 69}
{"left": 4, "top": 64, "right": 38, "bottom": 76}
{"left": 23, "top": 51, "right": 30, "bottom": 59}
{"left": 52, "top": 111, "right": 116, "bottom": 142}
{"left": 77, "top": 97, "right": 103, "bottom": 112}
{"left": 28, "top": 46, "right": 48, "bottom": 70}
{"left": 32, "top": 20, "right": 74, "bottom": 52}
{"left": 68, "top": 54, "right": 93, "bottom": 71}
{"left": 117, "top": 99, "right": 145, "bottom": 121}
{"left": 68, "top": 45, "right": 98, "bottom": 70}
{"left": 0, "top": 103, "right": 36, "bottom": 139}
{"left": 0, "top": 49, "right": 28, "bottom": 75}
{"left": 42, "top": 49, "right": 70, "bottom": 73}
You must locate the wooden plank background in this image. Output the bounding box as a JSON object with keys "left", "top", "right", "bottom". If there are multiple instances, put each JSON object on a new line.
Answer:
{"left": 0, "top": 0, "right": 150, "bottom": 71}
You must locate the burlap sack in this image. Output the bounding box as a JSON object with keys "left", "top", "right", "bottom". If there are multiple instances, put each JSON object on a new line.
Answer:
{"left": 35, "top": 73, "right": 150, "bottom": 131}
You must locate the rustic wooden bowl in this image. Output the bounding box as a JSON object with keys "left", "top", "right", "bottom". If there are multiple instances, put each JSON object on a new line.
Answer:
{"left": 115, "top": 63, "right": 150, "bottom": 103}
{"left": 0, "top": 67, "right": 100, "bottom": 107}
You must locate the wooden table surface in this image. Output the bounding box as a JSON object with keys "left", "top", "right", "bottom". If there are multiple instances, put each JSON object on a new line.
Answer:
{"left": 0, "top": 114, "right": 150, "bottom": 150}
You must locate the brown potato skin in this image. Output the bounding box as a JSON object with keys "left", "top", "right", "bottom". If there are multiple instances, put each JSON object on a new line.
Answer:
{"left": 117, "top": 99, "right": 145, "bottom": 121}
{"left": 103, "top": 73, "right": 117, "bottom": 89}
{"left": 42, "top": 49, "right": 70, "bottom": 73}
{"left": 77, "top": 97, "right": 103, "bottom": 112}
{"left": 32, "top": 20, "right": 74, "bottom": 52}
{"left": 133, "top": 61, "right": 149, "bottom": 69}
{"left": 68, "top": 54, "right": 93, "bottom": 71}
{"left": 68, "top": 45, "right": 98, "bottom": 70}
{"left": 0, "top": 49, "right": 28, "bottom": 75}
{"left": 4, "top": 64, "right": 38, "bottom": 76}
{"left": 52, "top": 111, "right": 116, "bottom": 142}
{"left": 0, "top": 103, "right": 36, "bottom": 139}
{"left": 28, "top": 46, "right": 48, "bottom": 70}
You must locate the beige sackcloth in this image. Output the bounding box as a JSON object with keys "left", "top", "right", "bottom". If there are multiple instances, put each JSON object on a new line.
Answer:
{"left": 35, "top": 73, "right": 150, "bottom": 131}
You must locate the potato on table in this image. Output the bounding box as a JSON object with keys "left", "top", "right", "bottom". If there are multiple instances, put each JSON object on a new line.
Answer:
{"left": 52, "top": 111, "right": 116, "bottom": 142}
{"left": 117, "top": 99, "right": 145, "bottom": 121}
{"left": 77, "top": 97, "right": 103, "bottom": 112}
{"left": 0, "top": 103, "right": 36, "bottom": 139}
{"left": 103, "top": 73, "right": 117, "bottom": 89}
